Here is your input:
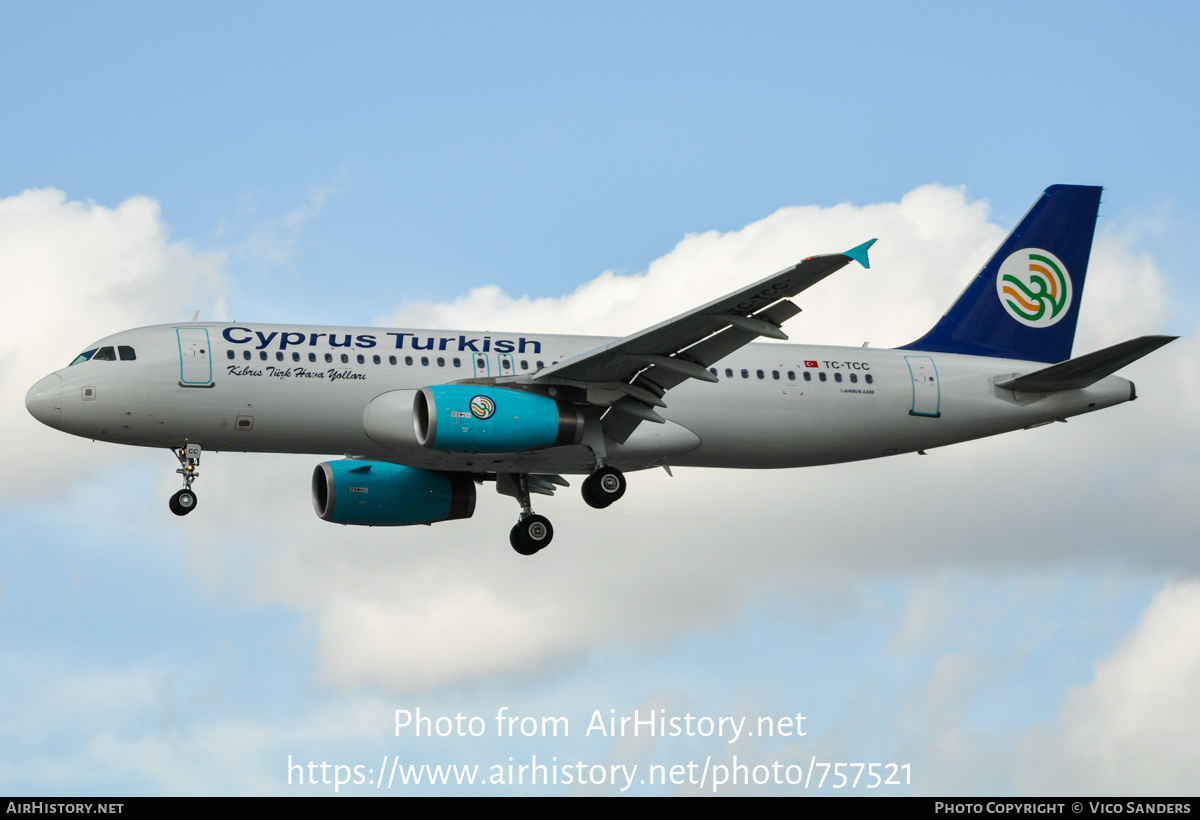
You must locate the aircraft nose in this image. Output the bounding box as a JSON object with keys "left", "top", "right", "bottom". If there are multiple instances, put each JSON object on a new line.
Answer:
{"left": 26, "top": 373, "right": 63, "bottom": 428}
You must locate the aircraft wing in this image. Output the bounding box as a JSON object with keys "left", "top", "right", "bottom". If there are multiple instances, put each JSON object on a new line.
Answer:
{"left": 523, "top": 240, "right": 876, "bottom": 442}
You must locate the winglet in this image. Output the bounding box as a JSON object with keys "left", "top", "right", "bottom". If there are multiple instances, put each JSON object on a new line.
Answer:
{"left": 843, "top": 239, "right": 877, "bottom": 269}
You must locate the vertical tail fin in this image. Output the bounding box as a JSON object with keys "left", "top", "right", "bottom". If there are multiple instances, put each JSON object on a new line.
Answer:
{"left": 902, "top": 184, "right": 1102, "bottom": 363}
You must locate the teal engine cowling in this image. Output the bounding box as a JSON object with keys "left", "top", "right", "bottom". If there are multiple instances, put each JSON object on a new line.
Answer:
{"left": 312, "top": 460, "right": 476, "bottom": 526}
{"left": 414, "top": 385, "right": 584, "bottom": 453}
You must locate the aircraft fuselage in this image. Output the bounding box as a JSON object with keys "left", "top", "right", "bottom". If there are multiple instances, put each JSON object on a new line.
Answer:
{"left": 26, "top": 321, "right": 1134, "bottom": 476}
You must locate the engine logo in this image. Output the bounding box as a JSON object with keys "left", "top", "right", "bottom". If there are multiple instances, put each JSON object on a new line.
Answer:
{"left": 470, "top": 395, "right": 496, "bottom": 419}
{"left": 996, "top": 248, "right": 1072, "bottom": 328}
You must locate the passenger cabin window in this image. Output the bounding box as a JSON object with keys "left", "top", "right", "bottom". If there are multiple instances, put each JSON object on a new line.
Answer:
{"left": 834, "top": 372, "right": 842, "bottom": 383}
{"left": 756, "top": 369, "right": 764, "bottom": 380}
{"left": 276, "top": 352, "right": 284, "bottom": 362}
{"left": 850, "top": 373, "right": 857, "bottom": 383}
{"left": 421, "top": 357, "right": 429, "bottom": 366}
{"left": 325, "top": 353, "right": 333, "bottom": 363}
{"left": 260, "top": 351, "right": 268, "bottom": 361}
{"left": 803, "top": 371, "right": 811, "bottom": 382}
{"left": 309, "top": 353, "right": 316, "bottom": 363}
{"left": 69, "top": 349, "right": 99, "bottom": 366}
{"left": 340, "top": 354, "right": 349, "bottom": 364}
{"left": 243, "top": 350, "right": 251, "bottom": 360}
{"left": 818, "top": 372, "right": 827, "bottom": 382}
{"left": 865, "top": 374, "right": 874, "bottom": 384}
{"left": 405, "top": 356, "right": 413, "bottom": 366}
{"left": 226, "top": 350, "right": 234, "bottom": 360}
{"left": 389, "top": 356, "right": 397, "bottom": 365}
{"left": 725, "top": 368, "right": 733, "bottom": 378}
{"left": 292, "top": 352, "right": 301, "bottom": 362}
{"left": 787, "top": 371, "right": 795, "bottom": 381}
{"left": 118, "top": 346, "right": 136, "bottom": 361}
{"left": 356, "top": 354, "right": 365, "bottom": 364}
{"left": 453, "top": 358, "right": 461, "bottom": 368}
{"left": 772, "top": 370, "right": 780, "bottom": 380}
{"left": 437, "top": 357, "right": 445, "bottom": 367}
{"left": 373, "top": 355, "right": 381, "bottom": 365}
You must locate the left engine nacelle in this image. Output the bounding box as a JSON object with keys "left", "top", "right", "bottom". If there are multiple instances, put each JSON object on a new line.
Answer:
{"left": 414, "top": 385, "right": 584, "bottom": 453}
{"left": 312, "top": 460, "right": 476, "bottom": 526}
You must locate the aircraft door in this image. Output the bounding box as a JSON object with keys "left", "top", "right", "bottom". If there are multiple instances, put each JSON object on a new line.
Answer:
{"left": 177, "top": 328, "right": 214, "bottom": 387}
{"left": 472, "top": 354, "right": 491, "bottom": 379}
{"left": 904, "top": 355, "right": 940, "bottom": 417}
{"left": 497, "top": 354, "right": 514, "bottom": 378}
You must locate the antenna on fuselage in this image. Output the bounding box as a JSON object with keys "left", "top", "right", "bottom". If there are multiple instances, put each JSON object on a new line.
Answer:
{"left": 189, "top": 310, "right": 200, "bottom": 323}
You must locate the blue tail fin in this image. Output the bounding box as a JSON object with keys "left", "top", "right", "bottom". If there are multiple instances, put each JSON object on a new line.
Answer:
{"left": 902, "top": 184, "right": 1102, "bottom": 363}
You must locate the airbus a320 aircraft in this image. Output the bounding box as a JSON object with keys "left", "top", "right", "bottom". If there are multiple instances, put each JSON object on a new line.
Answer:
{"left": 26, "top": 185, "right": 1174, "bottom": 555}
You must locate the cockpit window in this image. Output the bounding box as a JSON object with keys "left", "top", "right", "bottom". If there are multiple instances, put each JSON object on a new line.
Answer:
{"left": 118, "top": 345, "right": 136, "bottom": 361}
{"left": 69, "top": 349, "right": 98, "bottom": 366}
{"left": 92, "top": 346, "right": 117, "bottom": 361}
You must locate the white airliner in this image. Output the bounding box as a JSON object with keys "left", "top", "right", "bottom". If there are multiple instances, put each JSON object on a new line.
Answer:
{"left": 26, "top": 185, "right": 1174, "bottom": 554}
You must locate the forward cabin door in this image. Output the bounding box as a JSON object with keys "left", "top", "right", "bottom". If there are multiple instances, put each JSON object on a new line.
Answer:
{"left": 177, "top": 327, "right": 214, "bottom": 387}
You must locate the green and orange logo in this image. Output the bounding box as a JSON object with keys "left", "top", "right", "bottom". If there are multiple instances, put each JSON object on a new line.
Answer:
{"left": 470, "top": 395, "right": 496, "bottom": 420}
{"left": 996, "top": 248, "right": 1072, "bottom": 328}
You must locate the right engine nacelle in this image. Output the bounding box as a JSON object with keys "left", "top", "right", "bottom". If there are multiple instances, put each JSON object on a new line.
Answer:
{"left": 414, "top": 385, "right": 584, "bottom": 453}
{"left": 312, "top": 460, "right": 476, "bottom": 526}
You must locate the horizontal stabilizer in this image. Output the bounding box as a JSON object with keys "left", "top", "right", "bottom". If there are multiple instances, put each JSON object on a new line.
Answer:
{"left": 995, "top": 335, "right": 1176, "bottom": 393}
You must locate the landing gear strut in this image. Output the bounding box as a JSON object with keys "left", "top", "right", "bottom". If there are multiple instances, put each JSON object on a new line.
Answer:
{"left": 582, "top": 466, "right": 626, "bottom": 509}
{"left": 503, "top": 473, "right": 555, "bottom": 555}
{"left": 170, "top": 443, "right": 201, "bottom": 516}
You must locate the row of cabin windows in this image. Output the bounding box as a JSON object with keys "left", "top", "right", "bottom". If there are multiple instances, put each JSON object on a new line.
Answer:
{"left": 226, "top": 349, "right": 546, "bottom": 370}
{"left": 70, "top": 345, "right": 136, "bottom": 365}
{"left": 706, "top": 366, "right": 874, "bottom": 385}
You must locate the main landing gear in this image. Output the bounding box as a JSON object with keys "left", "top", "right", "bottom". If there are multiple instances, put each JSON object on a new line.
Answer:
{"left": 501, "top": 466, "right": 628, "bottom": 556}
{"left": 581, "top": 466, "right": 626, "bottom": 509}
{"left": 505, "top": 474, "right": 555, "bottom": 556}
{"left": 510, "top": 513, "right": 554, "bottom": 556}
{"left": 169, "top": 443, "right": 202, "bottom": 516}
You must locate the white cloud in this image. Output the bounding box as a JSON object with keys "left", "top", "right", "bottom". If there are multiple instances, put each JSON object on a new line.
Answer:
{"left": 5, "top": 184, "right": 1197, "bottom": 794}
{"left": 0, "top": 189, "right": 225, "bottom": 493}
{"left": 1021, "top": 580, "right": 1200, "bottom": 794}
{"left": 159, "top": 184, "right": 1190, "bottom": 693}
{"left": 376, "top": 184, "right": 1007, "bottom": 348}
{"left": 6, "top": 181, "right": 1191, "bottom": 697}
{"left": 224, "top": 182, "right": 338, "bottom": 268}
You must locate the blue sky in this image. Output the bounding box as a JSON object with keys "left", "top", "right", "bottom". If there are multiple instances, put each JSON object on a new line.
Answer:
{"left": 2, "top": 2, "right": 1199, "bottom": 795}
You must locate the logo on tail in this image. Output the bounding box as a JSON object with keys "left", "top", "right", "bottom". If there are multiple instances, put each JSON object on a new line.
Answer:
{"left": 996, "top": 248, "right": 1072, "bottom": 328}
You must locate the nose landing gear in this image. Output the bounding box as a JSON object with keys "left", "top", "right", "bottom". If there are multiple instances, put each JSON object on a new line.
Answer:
{"left": 170, "top": 443, "right": 202, "bottom": 517}
{"left": 169, "top": 488, "right": 197, "bottom": 516}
